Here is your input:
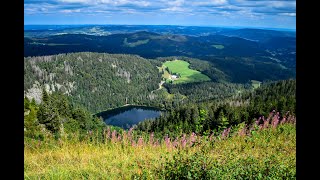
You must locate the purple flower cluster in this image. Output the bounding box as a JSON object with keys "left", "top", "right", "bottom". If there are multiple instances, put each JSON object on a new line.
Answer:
{"left": 221, "top": 127, "right": 231, "bottom": 139}
{"left": 98, "top": 111, "right": 295, "bottom": 149}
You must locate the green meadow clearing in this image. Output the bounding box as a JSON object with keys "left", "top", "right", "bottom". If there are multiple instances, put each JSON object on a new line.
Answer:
{"left": 163, "top": 60, "right": 211, "bottom": 84}
{"left": 212, "top": 44, "right": 225, "bottom": 49}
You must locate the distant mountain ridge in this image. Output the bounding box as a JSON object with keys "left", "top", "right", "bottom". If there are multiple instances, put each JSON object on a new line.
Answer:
{"left": 24, "top": 25, "right": 295, "bottom": 84}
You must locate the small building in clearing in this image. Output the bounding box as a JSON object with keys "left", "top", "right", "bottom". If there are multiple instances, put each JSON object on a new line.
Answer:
{"left": 171, "top": 75, "right": 179, "bottom": 80}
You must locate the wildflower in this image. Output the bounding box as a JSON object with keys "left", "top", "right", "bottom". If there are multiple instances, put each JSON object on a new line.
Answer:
{"left": 271, "top": 114, "right": 279, "bottom": 128}
{"left": 165, "top": 135, "right": 171, "bottom": 148}
{"left": 154, "top": 139, "right": 160, "bottom": 147}
{"left": 106, "top": 127, "right": 111, "bottom": 139}
{"left": 181, "top": 134, "right": 187, "bottom": 148}
{"left": 138, "top": 137, "right": 144, "bottom": 146}
{"left": 209, "top": 132, "right": 215, "bottom": 141}
{"left": 122, "top": 131, "right": 127, "bottom": 142}
{"left": 256, "top": 117, "right": 262, "bottom": 125}
{"left": 181, "top": 139, "right": 187, "bottom": 148}
{"left": 149, "top": 132, "right": 154, "bottom": 145}
{"left": 189, "top": 132, "right": 196, "bottom": 146}
{"left": 172, "top": 138, "right": 178, "bottom": 148}
{"left": 238, "top": 125, "right": 246, "bottom": 137}
{"left": 128, "top": 127, "right": 133, "bottom": 141}
{"left": 222, "top": 127, "right": 231, "bottom": 139}
{"left": 111, "top": 130, "right": 117, "bottom": 142}
{"left": 263, "top": 118, "right": 270, "bottom": 129}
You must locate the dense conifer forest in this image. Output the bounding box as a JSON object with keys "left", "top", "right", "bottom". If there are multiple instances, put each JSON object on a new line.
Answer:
{"left": 24, "top": 52, "right": 258, "bottom": 113}
{"left": 136, "top": 79, "right": 296, "bottom": 138}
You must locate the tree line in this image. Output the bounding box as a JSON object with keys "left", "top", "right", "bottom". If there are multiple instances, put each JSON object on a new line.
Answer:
{"left": 136, "top": 79, "right": 296, "bottom": 138}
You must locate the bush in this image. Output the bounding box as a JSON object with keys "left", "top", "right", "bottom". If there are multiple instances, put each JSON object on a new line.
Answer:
{"left": 156, "top": 151, "right": 214, "bottom": 179}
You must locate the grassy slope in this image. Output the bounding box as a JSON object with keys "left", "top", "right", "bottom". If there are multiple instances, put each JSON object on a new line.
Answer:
{"left": 25, "top": 123, "right": 295, "bottom": 179}
{"left": 163, "top": 60, "right": 211, "bottom": 84}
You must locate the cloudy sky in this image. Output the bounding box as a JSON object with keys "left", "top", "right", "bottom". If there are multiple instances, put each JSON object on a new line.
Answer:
{"left": 24, "top": 0, "right": 296, "bottom": 29}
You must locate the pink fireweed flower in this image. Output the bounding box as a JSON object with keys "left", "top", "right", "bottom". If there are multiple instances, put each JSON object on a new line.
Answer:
{"left": 181, "top": 139, "right": 187, "bottom": 148}
{"left": 172, "top": 138, "right": 178, "bottom": 148}
{"left": 256, "top": 117, "right": 262, "bottom": 125}
{"left": 189, "top": 132, "right": 196, "bottom": 146}
{"left": 287, "top": 115, "right": 296, "bottom": 124}
{"left": 280, "top": 117, "right": 286, "bottom": 124}
{"left": 221, "top": 127, "right": 231, "bottom": 139}
{"left": 165, "top": 135, "right": 171, "bottom": 148}
{"left": 106, "top": 127, "right": 111, "bottom": 139}
{"left": 263, "top": 118, "right": 270, "bottom": 129}
{"left": 127, "top": 127, "right": 133, "bottom": 141}
{"left": 111, "top": 130, "right": 117, "bottom": 142}
{"left": 271, "top": 114, "right": 280, "bottom": 128}
{"left": 181, "top": 134, "right": 187, "bottom": 148}
{"left": 137, "top": 137, "right": 144, "bottom": 146}
{"left": 259, "top": 124, "right": 263, "bottom": 130}
{"left": 209, "top": 132, "right": 215, "bottom": 141}
{"left": 154, "top": 139, "right": 160, "bottom": 147}
{"left": 267, "top": 111, "right": 274, "bottom": 122}
{"left": 149, "top": 132, "right": 154, "bottom": 145}
{"left": 122, "top": 131, "right": 127, "bottom": 142}
{"left": 128, "top": 127, "right": 133, "bottom": 135}
{"left": 132, "top": 140, "right": 136, "bottom": 147}
{"left": 238, "top": 125, "right": 247, "bottom": 137}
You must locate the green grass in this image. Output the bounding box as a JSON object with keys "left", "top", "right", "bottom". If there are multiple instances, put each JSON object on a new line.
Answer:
{"left": 25, "top": 123, "right": 296, "bottom": 179}
{"left": 251, "top": 80, "right": 262, "bottom": 89}
{"left": 212, "top": 44, "right": 225, "bottom": 49}
{"left": 163, "top": 60, "right": 211, "bottom": 84}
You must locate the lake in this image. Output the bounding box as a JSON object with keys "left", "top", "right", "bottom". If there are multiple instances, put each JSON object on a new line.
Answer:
{"left": 95, "top": 105, "right": 162, "bottom": 129}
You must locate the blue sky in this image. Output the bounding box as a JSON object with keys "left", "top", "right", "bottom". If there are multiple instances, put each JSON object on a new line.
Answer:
{"left": 24, "top": 0, "right": 296, "bottom": 29}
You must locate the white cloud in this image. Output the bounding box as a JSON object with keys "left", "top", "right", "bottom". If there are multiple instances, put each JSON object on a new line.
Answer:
{"left": 160, "top": 6, "right": 187, "bottom": 12}
{"left": 58, "top": 0, "right": 151, "bottom": 7}
{"left": 167, "top": 0, "right": 185, "bottom": 7}
{"left": 279, "top": 12, "right": 296, "bottom": 16}
{"left": 25, "top": 0, "right": 295, "bottom": 29}
{"left": 192, "top": 0, "right": 228, "bottom": 6}
{"left": 59, "top": 0, "right": 90, "bottom": 3}
{"left": 61, "top": 9, "right": 81, "bottom": 13}
{"left": 268, "top": 1, "right": 296, "bottom": 8}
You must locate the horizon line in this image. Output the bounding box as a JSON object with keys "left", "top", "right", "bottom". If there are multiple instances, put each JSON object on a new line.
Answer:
{"left": 24, "top": 24, "right": 296, "bottom": 31}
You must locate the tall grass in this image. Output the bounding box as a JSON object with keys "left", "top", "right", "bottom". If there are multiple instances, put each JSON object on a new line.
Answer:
{"left": 25, "top": 111, "right": 296, "bottom": 179}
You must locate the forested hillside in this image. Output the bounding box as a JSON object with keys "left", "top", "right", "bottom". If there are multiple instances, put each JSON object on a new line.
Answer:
{"left": 24, "top": 52, "right": 253, "bottom": 113}
{"left": 24, "top": 52, "right": 164, "bottom": 113}
{"left": 136, "top": 79, "right": 296, "bottom": 138}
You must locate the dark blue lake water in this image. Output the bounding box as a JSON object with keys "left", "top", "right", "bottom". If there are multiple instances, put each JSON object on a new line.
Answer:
{"left": 95, "top": 106, "right": 162, "bottom": 129}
